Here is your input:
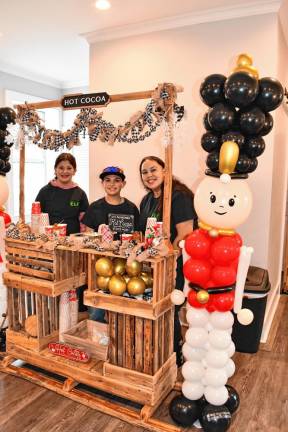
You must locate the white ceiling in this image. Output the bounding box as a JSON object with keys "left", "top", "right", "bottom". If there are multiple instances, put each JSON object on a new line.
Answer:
{"left": 0, "top": 0, "right": 282, "bottom": 88}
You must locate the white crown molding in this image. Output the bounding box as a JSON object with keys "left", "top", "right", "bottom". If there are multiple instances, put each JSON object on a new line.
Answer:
{"left": 82, "top": 1, "right": 281, "bottom": 44}
{"left": 0, "top": 60, "right": 62, "bottom": 88}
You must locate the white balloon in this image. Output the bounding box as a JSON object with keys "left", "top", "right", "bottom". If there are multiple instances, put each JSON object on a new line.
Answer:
{"left": 182, "top": 380, "right": 204, "bottom": 400}
{"left": 209, "top": 329, "right": 231, "bottom": 350}
{"left": 0, "top": 176, "right": 9, "bottom": 206}
{"left": 182, "top": 361, "right": 205, "bottom": 381}
{"left": 204, "top": 385, "right": 229, "bottom": 406}
{"left": 186, "top": 308, "right": 209, "bottom": 327}
{"left": 206, "top": 322, "right": 213, "bottom": 332}
{"left": 225, "top": 359, "right": 236, "bottom": 378}
{"left": 182, "top": 343, "right": 206, "bottom": 361}
{"left": 185, "top": 327, "right": 208, "bottom": 348}
{"left": 204, "top": 342, "right": 211, "bottom": 351}
{"left": 237, "top": 308, "right": 254, "bottom": 325}
{"left": 204, "top": 367, "right": 228, "bottom": 387}
{"left": 226, "top": 342, "right": 236, "bottom": 358}
{"left": 210, "top": 311, "right": 234, "bottom": 330}
{"left": 206, "top": 349, "right": 229, "bottom": 368}
{"left": 171, "top": 289, "right": 185, "bottom": 305}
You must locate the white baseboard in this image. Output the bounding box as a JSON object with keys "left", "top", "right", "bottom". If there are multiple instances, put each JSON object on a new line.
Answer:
{"left": 260, "top": 283, "right": 281, "bottom": 342}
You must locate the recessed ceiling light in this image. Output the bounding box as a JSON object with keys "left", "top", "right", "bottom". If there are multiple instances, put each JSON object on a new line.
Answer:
{"left": 95, "top": 0, "right": 111, "bottom": 10}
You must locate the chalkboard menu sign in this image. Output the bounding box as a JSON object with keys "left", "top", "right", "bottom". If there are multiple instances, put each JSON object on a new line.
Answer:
{"left": 61, "top": 92, "right": 110, "bottom": 109}
{"left": 108, "top": 213, "right": 134, "bottom": 234}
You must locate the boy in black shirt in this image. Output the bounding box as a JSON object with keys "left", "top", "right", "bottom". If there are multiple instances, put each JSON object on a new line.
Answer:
{"left": 82, "top": 166, "right": 139, "bottom": 322}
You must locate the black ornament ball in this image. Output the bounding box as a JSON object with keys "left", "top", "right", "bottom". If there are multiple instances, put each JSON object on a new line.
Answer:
{"left": 208, "top": 103, "right": 236, "bottom": 132}
{"left": 259, "top": 112, "right": 273, "bottom": 136}
{"left": 206, "top": 151, "right": 219, "bottom": 172}
{"left": 200, "top": 404, "right": 232, "bottom": 432}
{"left": 221, "top": 130, "right": 245, "bottom": 148}
{"left": 255, "top": 77, "right": 284, "bottom": 112}
{"left": 201, "top": 132, "right": 220, "bottom": 153}
{"left": 169, "top": 395, "right": 201, "bottom": 427}
{"left": 203, "top": 112, "right": 213, "bottom": 131}
{"left": 0, "top": 146, "right": 11, "bottom": 160}
{"left": 236, "top": 154, "right": 251, "bottom": 174}
{"left": 224, "top": 385, "right": 240, "bottom": 415}
{"left": 0, "top": 107, "right": 16, "bottom": 130}
{"left": 200, "top": 74, "right": 227, "bottom": 107}
{"left": 244, "top": 136, "right": 265, "bottom": 158}
{"left": 239, "top": 106, "right": 265, "bottom": 135}
{"left": 224, "top": 71, "right": 259, "bottom": 108}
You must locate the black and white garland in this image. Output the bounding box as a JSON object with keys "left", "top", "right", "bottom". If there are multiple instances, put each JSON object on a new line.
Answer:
{"left": 9, "top": 92, "right": 184, "bottom": 151}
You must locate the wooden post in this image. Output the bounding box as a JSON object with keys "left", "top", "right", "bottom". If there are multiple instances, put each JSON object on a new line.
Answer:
{"left": 19, "top": 126, "right": 25, "bottom": 223}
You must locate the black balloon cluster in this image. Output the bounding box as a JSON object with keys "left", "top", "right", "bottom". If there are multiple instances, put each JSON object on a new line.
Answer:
{"left": 200, "top": 73, "right": 284, "bottom": 175}
{"left": 169, "top": 385, "right": 240, "bottom": 432}
{"left": 0, "top": 107, "right": 16, "bottom": 176}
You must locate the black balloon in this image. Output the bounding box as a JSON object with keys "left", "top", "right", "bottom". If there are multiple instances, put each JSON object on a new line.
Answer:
{"left": 0, "top": 130, "right": 7, "bottom": 146}
{"left": 0, "top": 161, "right": 11, "bottom": 173}
{"left": 208, "top": 103, "right": 236, "bottom": 132}
{"left": 249, "top": 157, "right": 258, "bottom": 173}
{"left": 236, "top": 154, "right": 251, "bottom": 173}
{"left": 0, "top": 107, "right": 16, "bottom": 130}
{"left": 204, "top": 112, "right": 213, "bottom": 131}
{"left": 201, "top": 132, "right": 220, "bottom": 152}
{"left": 255, "top": 77, "right": 284, "bottom": 112}
{"left": 224, "top": 71, "right": 259, "bottom": 108}
{"left": 206, "top": 151, "right": 219, "bottom": 172}
{"left": 239, "top": 106, "right": 265, "bottom": 135}
{"left": 221, "top": 130, "right": 245, "bottom": 148}
{"left": 244, "top": 136, "right": 265, "bottom": 158}
{"left": 200, "top": 404, "right": 231, "bottom": 432}
{"left": 224, "top": 385, "right": 240, "bottom": 415}
{"left": 169, "top": 395, "right": 201, "bottom": 427}
{"left": 0, "top": 146, "right": 11, "bottom": 160}
{"left": 200, "top": 74, "right": 227, "bottom": 107}
{"left": 0, "top": 159, "right": 5, "bottom": 171}
{"left": 259, "top": 112, "right": 273, "bottom": 136}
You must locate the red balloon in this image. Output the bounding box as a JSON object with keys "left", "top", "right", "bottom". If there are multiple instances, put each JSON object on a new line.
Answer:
{"left": 183, "top": 258, "right": 211, "bottom": 287}
{"left": 234, "top": 233, "right": 243, "bottom": 247}
{"left": 213, "top": 292, "right": 235, "bottom": 312}
{"left": 185, "top": 230, "right": 211, "bottom": 259}
{"left": 206, "top": 295, "right": 217, "bottom": 312}
{"left": 0, "top": 210, "right": 11, "bottom": 228}
{"left": 187, "top": 290, "right": 205, "bottom": 308}
{"left": 211, "top": 265, "right": 236, "bottom": 286}
{"left": 230, "top": 258, "right": 239, "bottom": 271}
{"left": 211, "top": 236, "right": 240, "bottom": 265}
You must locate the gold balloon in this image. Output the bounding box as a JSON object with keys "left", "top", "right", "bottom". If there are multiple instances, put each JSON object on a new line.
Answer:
{"left": 196, "top": 290, "right": 209, "bottom": 304}
{"left": 126, "top": 260, "right": 142, "bottom": 277}
{"left": 140, "top": 272, "right": 153, "bottom": 288}
{"left": 113, "top": 258, "right": 126, "bottom": 275}
{"left": 123, "top": 274, "right": 131, "bottom": 284}
{"left": 233, "top": 53, "right": 259, "bottom": 79}
{"left": 108, "top": 274, "right": 126, "bottom": 296}
{"left": 95, "top": 257, "right": 114, "bottom": 277}
{"left": 219, "top": 141, "right": 239, "bottom": 174}
{"left": 96, "top": 275, "right": 110, "bottom": 291}
{"left": 127, "top": 277, "right": 146, "bottom": 296}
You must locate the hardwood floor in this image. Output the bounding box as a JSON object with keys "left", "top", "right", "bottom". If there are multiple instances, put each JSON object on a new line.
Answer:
{"left": 0, "top": 296, "right": 287, "bottom": 432}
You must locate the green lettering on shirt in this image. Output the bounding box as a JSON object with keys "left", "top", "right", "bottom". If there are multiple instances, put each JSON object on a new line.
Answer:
{"left": 70, "top": 200, "right": 80, "bottom": 207}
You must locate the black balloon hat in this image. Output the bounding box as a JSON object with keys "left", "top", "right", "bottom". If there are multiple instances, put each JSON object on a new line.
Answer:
{"left": 0, "top": 106, "right": 16, "bottom": 176}
{"left": 200, "top": 53, "right": 284, "bottom": 178}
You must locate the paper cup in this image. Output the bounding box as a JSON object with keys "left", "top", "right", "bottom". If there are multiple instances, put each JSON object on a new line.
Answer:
{"left": 57, "top": 224, "right": 67, "bottom": 237}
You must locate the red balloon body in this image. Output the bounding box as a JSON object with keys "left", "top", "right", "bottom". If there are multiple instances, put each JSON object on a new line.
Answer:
{"left": 0, "top": 211, "right": 11, "bottom": 228}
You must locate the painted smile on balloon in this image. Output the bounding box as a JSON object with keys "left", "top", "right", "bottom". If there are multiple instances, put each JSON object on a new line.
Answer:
{"left": 214, "top": 211, "right": 227, "bottom": 215}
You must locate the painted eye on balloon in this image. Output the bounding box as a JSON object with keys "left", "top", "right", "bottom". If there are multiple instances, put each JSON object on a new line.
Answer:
{"left": 210, "top": 194, "right": 216, "bottom": 203}
{"left": 229, "top": 198, "right": 235, "bottom": 207}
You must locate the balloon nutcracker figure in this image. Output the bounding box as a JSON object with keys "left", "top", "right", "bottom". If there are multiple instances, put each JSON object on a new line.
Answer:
{"left": 170, "top": 54, "right": 283, "bottom": 431}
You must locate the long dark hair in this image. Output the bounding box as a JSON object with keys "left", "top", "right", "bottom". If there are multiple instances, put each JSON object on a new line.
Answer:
{"left": 139, "top": 156, "right": 194, "bottom": 215}
{"left": 54, "top": 153, "right": 77, "bottom": 170}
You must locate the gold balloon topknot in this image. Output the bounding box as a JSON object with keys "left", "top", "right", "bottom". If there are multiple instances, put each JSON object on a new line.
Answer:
{"left": 219, "top": 141, "right": 239, "bottom": 174}
{"left": 232, "top": 53, "right": 259, "bottom": 79}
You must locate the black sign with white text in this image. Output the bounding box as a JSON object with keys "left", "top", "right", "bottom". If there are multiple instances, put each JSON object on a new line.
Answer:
{"left": 108, "top": 213, "right": 134, "bottom": 234}
{"left": 61, "top": 92, "right": 110, "bottom": 109}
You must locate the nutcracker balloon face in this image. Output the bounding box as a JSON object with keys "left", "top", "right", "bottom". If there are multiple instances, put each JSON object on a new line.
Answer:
{"left": 194, "top": 175, "right": 252, "bottom": 229}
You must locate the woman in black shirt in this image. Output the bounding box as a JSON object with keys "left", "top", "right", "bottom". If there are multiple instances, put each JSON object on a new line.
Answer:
{"left": 139, "top": 156, "right": 197, "bottom": 365}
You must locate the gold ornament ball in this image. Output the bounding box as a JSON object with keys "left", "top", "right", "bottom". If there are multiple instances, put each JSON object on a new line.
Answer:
{"left": 96, "top": 275, "right": 110, "bottom": 291}
{"left": 123, "top": 274, "right": 131, "bottom": 284}
{"left": 95, "top": 257, "right": 114, "bottom": 277}
{"left": 140, "top": 271, "right": 153, "bottom": 288}
{"left": 108, "top": 274, "right": 126, "bottom": 296}
{"left": 126, "top": 260, "right": 142, "bottom": 277}
{"left": 113, "top": 258, "right": 126, "bottom": 275}
{"left": 196, "top": 290, "right": 209, "bottom": 304}
{"left": 127, "top": 277, "right": 146, "bottom": 296}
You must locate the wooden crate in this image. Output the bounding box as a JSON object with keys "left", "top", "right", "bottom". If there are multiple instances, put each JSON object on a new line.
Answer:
{"left": 107, "top": 309, "right": 174, "bottom": 375}
{"left": 6, "top": 286, "right": 59, "bottom": 351}
{"left": 4, "top": 239, "right": 87, "bottom": 296}
{"left": 83, "top": 249, "right": 177, "bottom": 320}
{"left": 62, "top": 319, "right": 108, "bottom": 360}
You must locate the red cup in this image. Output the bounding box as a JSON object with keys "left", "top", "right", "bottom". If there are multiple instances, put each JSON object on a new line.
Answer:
{"left": 57, "top": 224, "right": 67, "bottom": 237}
{"left": 121, "top": 233, "right": 133, "bottom": 242}
{"left": 45, "top": 225, "right": 54, "bottom": 239}
{"left": 31, "top": 202, "right": 41, "bottom": 214}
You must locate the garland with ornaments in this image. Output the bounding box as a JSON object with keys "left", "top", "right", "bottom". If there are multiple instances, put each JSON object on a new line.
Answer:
{"left": 6, "top": 84, "right": 184, "bottom": 151}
